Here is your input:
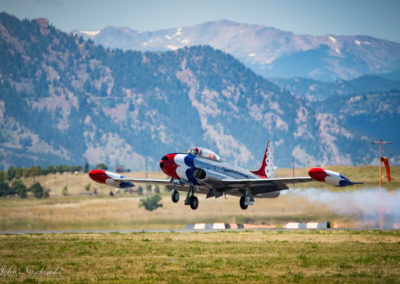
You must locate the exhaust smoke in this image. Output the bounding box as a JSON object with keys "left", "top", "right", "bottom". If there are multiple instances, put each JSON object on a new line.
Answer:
{"left": 287, "top": 187, "right": 400, "bottom": 228}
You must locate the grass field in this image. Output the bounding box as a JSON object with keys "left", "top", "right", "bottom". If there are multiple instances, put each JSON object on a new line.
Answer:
{"left": 0, "top": 231, "right": 399, "bottom": 282}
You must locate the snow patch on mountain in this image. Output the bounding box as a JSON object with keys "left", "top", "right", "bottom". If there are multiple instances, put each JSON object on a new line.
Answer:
{"left": 79, "top": 30, "right": 100, "bottom": 37}
{"left": 328, "top": 36, "right": 337, "bottom": 43}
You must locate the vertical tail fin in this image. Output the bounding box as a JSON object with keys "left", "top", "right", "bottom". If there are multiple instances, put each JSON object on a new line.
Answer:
{"left": 251, "top": 141, "right": 274, "bottom": 178}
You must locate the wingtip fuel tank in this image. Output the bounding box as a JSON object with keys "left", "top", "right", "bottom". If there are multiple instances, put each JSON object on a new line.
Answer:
{"left": 308, "top": 167, "right": 361, "bottom": 187}
{"left": 88, "top": 169, "right": 134, "bottom": 188}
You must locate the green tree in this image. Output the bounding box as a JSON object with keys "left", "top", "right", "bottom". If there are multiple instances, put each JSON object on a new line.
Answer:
{"left": 45, "top": 165, "right": 55, "bottom": 174}
{"left": 146, "top": 184, "right": 152, "bottom": 195}
{"left": 154, "top": 185, "right": 160, "bottom": 194}
{"left": 139, "top": 194, "right": 163, "bottom": 211}
{"left": 30, "top": 166, "right": 40, "bottom": 177}
{"left": 7, "top": 167, "right": 15, "bottom": 181}
{"left": 71, "top": 165, "right": 82, "bottom": 172}
{"left": 29, "top": 182, "right": 47, "bottom": 198}
{"left": 56, "top": 166, "right": 63, "bottom": 174}
{"left": 0, "top": 180, "right": 10, "bottom": 197}
{"left": 95, "top": 163, "right": 108, "bottom": 170}
{"left": 11, "top": 180, "right": 27, "bottom": 198}
{"left": 137, "top": 186, "right": 144, "bottom": 196}
{"left": 23, "top": 168, "right": 30, "bottom": 178}
{"left": 15, "top": 167, "right": 23, "bottom": 179}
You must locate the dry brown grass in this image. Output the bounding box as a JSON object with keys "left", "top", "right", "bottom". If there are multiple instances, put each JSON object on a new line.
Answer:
{"left": 0, "top": 192, "right": 354, "bottom": 231}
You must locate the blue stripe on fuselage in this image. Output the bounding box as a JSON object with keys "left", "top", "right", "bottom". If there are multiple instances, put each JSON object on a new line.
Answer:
{"left": 183, "top": 155, "right": 199, "bottom": 185}
{"left": 186, "top": 168, "right": 199, "bottom": 185}
{"left": 184, "top": 154, "right": 195, "bottom": 168}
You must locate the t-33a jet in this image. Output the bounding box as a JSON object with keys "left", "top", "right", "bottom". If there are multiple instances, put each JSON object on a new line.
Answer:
{"left": 89, "top": 141, "right": 360, "bottom": 210}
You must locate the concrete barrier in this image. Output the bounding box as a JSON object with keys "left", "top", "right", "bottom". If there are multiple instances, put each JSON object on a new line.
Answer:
{"left": 186, "top": 223, "right": 272, "bottom": 230}
{"left": 285, "top": 222, "right": 330, "bottom": 229}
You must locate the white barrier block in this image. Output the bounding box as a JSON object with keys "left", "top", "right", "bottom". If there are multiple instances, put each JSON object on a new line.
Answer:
{"left": 306, "top": 222, "right": 319, "bottom": 229}
{"left": 213, "top": 223, "right": 226, "bottom": 229}
{"left": 285, "top": 222, "right": 300, "bottom": 229}
{"left": 194, "top": 223, "right": 206, "bottom": 230}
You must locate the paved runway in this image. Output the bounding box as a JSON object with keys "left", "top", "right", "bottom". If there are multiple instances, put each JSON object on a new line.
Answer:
{"left": 0, "top": 228, "right": 391, "bottom": 234}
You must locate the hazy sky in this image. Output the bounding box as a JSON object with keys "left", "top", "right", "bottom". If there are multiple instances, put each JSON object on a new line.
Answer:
{"left": 2, "top": 0, "right": 400, "bottom": 42}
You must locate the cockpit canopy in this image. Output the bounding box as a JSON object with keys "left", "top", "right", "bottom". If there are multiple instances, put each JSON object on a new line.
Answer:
{"left": 184, "top": 147, "right": 221, "bottom": 162}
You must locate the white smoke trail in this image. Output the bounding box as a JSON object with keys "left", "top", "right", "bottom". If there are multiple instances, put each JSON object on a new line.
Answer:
{"left": 286, "top": 187, "right": 400, "bottom": 226}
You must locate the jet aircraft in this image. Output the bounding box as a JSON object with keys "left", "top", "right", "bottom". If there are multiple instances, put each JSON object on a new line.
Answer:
{"left": 89, "top": 141, "right": 360, "bottom": 210}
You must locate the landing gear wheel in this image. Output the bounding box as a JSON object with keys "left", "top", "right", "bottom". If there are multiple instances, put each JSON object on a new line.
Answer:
{"left": 240, "top": 196, "right": 248, "bottom": 210}
{"left": 189, "top": 196, "right": 199, "bottom": 210}
{"left": 171, "top": 190, "right": 179, "bottom": 203}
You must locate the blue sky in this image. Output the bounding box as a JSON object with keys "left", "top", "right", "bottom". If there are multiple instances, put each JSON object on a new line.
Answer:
{"left": 2, "top": 0, "right": 400, "bottom": 42}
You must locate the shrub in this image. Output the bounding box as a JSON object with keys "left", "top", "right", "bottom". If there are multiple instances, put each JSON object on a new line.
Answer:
{"left": 11, "top": 180, "right": 27, "bottom": 198}
{"left": 29, "top": 182, "right": 49, "bottom": 198}
{"left": 62, "top": 186, "right": 68, "bottom": 196}
{"left": 137, "top": 186, "right": 143, "bottom": 196}
{"left": 95, "top": 163, "right": 108, "bottom": 170}
{"left": 139, "top": 194, "right": 163, "bottom": 211}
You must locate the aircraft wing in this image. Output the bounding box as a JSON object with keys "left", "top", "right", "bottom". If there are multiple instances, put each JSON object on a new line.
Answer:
{"left": 220, "top": 177, "right": 312, "bottom": 193}
{"left": 222, "top": 177, "right": 312, "bottom": 186}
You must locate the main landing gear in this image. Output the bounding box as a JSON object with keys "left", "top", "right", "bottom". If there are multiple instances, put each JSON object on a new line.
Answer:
{"left": 240, "top": 196, "right": 248, "bottom": 210}
{"left": 171, "top": 182, "right": 198, "bottom": 210}
{"left": 240, "top": 188, "right": 254, "bottom": 210}
{"left": 185, "top": 186, "right": 199, "bottom": 210}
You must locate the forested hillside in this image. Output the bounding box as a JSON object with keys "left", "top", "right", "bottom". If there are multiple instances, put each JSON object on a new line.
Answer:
{"left": 270, "top": 75, "right": 400, "bottom": 101}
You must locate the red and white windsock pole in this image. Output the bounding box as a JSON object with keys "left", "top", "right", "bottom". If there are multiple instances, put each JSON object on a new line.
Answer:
{"left": 372, "top": 139, "right": 391, "bottom": 229}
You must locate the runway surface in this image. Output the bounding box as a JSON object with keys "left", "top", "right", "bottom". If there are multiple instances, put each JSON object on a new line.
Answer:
{"left": 0, "top": 228, "right": 391, "bottom": 234}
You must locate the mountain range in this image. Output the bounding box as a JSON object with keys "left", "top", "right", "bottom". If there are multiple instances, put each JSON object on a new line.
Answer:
{"left": 75, "top": 19, "right": 400, "bottom": 82}
{"left": 0, "top": 12, "right": 399, "bottom": 171}
{"left": 270, "top": 75, "right": 400, "bottom": 101}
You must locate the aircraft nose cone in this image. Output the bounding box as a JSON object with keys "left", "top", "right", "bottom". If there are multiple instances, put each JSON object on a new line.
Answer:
{"left": 159, "top": 154, "right": 179, "bottom": 179}
{"left": 160, "top": 155, "right": 168, "bottom": 169}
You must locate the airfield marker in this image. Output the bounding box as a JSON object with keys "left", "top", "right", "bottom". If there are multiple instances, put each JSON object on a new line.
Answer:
{"left": 372, "top": 139, "right": 391, "bottom": 229}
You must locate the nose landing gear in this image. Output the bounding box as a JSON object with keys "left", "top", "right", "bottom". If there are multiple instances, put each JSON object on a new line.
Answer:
{"left": 171, "top": 179, "right": 180, "bottom": 203}
{"left": 171, "top": 190, "right": 179, "bottom": 203}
